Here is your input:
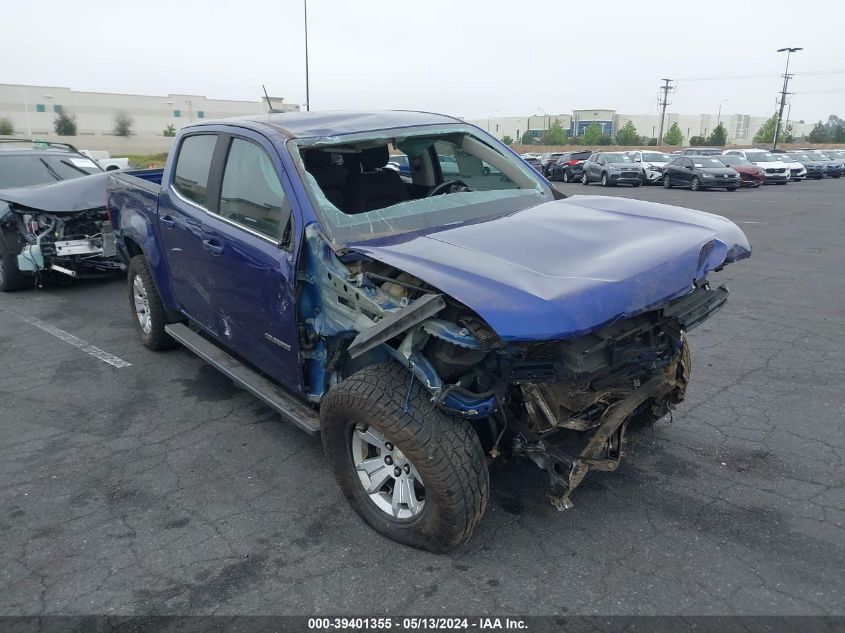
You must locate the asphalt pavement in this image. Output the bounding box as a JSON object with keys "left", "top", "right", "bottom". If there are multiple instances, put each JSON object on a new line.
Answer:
{"left": 1, "top": 178, "right": 843, "bottom": 616}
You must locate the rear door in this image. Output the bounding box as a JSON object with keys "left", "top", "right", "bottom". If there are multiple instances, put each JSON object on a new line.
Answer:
{"left": 200, "top": 132, "right": 303, "bottom": 391}
{"left": 157, "top": 133, "right": 219, "bottom": 328}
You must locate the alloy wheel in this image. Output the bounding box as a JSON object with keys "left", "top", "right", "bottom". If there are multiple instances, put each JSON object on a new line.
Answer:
{"left": 132, "top": 274, "right": 152, "bottom": 334}
{"left": 351, "top": 424, "right": 425, "bottom": 520}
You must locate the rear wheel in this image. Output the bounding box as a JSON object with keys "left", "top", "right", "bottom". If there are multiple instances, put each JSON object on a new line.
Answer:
{"left": 0, "top": 230, "right": 28, "bottom": 292}
{"left": 321, "top": 363, "right": 489, "bottom": 552}
{"left": 127, "top": 255, "right": 177, "bottom": 350}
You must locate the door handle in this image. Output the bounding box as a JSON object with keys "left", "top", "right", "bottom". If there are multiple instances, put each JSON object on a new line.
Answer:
{"left": 160, "top": 215, "right": 176, "bottom": 228}
{"left": 202, "top": 239, "right": 224, "bottom": 255}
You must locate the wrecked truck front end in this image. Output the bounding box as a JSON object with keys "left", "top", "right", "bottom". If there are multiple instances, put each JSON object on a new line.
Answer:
{"left": 286, "top": 120, "right": 750, "bottom": 513}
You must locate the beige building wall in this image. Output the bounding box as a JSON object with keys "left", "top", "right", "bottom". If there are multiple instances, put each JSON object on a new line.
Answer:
{"left": 0, "top": 83, "right": 299, "bottom": 137}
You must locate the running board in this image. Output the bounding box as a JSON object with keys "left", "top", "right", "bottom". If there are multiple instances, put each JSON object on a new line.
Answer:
{"left": 165, "top": 324, "right": 320, "bottom": 436}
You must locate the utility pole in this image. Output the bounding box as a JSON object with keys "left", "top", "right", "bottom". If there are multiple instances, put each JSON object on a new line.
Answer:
{"left": 304, "top": 0, "right": 310, "bottom": 111}
{"left": 657, "top": 78, "right": 673, "bottom": 145}
{"left": 773, "top": 47, "right": 802, "bottom": 149}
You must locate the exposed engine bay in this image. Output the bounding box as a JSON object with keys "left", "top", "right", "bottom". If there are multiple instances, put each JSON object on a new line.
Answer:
{"left": 0, "top": 172, "right": 122, "bottom": 286}
{"left": 297, "top": 226, "right": 728, "bottom": 507}
{"left": 3, "top": 208, "right": 120, "bottom": 280}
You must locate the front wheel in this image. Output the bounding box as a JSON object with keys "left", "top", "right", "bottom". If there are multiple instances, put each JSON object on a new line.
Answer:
{"left": 581, "top": 172, "right": 589, "bottom": 185}
{"left": 601, "top": 173, "right": 610, "bottom": 187}
{"left": 127, "top": 255, "right": 177, "bottom": 350}
{"left": 690, "top": 177, "right": 701, "bottom": 191}
{"left": 321, "top": 363, "right": 489, "bottom": 553}
{"left": 727, "top": 187, "right": 737, "bottom": 192}
{"left": 562, "top": 170, "right": 570, "bottom": 183}
{"left": 663, "top": 175, "right": 672, "bottom": 189}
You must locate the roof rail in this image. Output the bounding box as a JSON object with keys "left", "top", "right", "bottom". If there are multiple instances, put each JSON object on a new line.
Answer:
{"left": 0, "top": 138, "right": 81, "bottom": 152}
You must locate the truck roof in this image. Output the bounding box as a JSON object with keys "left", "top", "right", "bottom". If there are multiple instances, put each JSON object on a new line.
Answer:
{"left": 184, "top": 110, "right": 463, "bottom": 139}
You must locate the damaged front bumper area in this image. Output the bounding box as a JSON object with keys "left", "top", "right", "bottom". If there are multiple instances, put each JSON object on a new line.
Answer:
{"left": 509, "top": 282, "right": 725, "bottom": 508}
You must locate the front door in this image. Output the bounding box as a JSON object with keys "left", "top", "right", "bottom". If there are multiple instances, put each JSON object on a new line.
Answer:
{"left": 200, "top": 133, "right": 302, "bottom": 392}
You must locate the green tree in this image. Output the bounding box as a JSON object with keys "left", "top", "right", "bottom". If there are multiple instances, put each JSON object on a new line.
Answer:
{"left": 521, "top": 131, "right": 535, "bottom": 145}
{"left": 53, "top": 111, "right": 77, "bottom": 136}
{"left": 582, "top": 123, "right": 603, "bottom": 145}
{"left": 689, "top": 135, "right": 706, "bottom": 146}
{"left": 806, "top": 122, "right": 828, "bottom": 143}
{"left": 113, "top": 111, "right": 134, "bottom": 137}
{"left": 706, "top": 123, "right": 728, "bottom": 146}
{"left": 0, "top": 116, "right": 13, "bottom": 135}
{"left": 540, "top": 118, "right": 567, "bottom": 145}
{"left": 615, "top": 121, "right": 642, "bottom": 145}
{"left": 163, "top": 124, "right": 176, "bottom": 137}
{"left": 833, "top": 125, "right": 845, "bottom": 143}
{"left": 646, "top": 137, "right": 658, "bottom": 146}
{"left": 663, "top": 122, "right": 684, "bottom": 146}
{"left": 566, "top": 135, "right": 583, "bottom": 145}
{"left": 595, "top": 134, "right": 613, "bottom": 146}
{"left": 752, "top": 114, "right": 793, "bottom": 145}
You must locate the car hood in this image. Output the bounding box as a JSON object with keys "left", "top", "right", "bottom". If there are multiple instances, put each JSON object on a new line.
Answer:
{"left": 751, "top": 160, "right": 790, "bottom": 169}
{"left": 731, "top": 165, "right": 764, "bottom": 174}
{"left": 0, "top": 173, "right": 109, "bottom": 213}
{"left": 346, "top": 195, "right": 751, "bottom": 341}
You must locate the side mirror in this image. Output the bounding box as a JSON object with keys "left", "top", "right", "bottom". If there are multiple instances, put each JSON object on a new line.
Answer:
{"left": 687, "top": 165, "right": 694, "bottom": 170}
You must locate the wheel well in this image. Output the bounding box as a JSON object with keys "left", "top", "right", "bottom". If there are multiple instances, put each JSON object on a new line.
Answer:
{"left": 124, "top": 236, "right": 143, "bottom": 258}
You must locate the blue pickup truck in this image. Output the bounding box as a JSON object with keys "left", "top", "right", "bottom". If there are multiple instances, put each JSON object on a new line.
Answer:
{"left": 108, "top": 111, "right": 751, "bottom": 552}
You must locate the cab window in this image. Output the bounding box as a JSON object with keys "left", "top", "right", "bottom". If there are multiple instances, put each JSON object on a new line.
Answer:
{"left": 173, "top": 134, "right": 217, "bottom": 207}
{"left": 217, "top": 138, "right": 291, "bottom": 242}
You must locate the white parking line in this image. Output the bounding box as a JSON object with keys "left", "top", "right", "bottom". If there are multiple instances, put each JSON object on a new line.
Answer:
{"left": 2, "top": 308, "right": 131, "bottom": 368}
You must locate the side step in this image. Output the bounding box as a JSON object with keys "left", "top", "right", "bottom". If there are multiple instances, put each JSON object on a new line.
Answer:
{"left": 165, "top": 324, "right": 320, "bottom": 436}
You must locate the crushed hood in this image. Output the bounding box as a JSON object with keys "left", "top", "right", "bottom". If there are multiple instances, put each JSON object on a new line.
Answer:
{"left": 347, "top": 195, "right": 750, "bottom": 341}
{"left": 0, "top": 173, "right": 109, "bottom": 213}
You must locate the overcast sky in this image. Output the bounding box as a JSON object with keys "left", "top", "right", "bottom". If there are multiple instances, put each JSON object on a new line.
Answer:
{"left": 4, "top": 0, "right": 844, "bottom": 122}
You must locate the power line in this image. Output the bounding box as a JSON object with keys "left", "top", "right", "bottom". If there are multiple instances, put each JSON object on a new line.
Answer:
{"left": 676, "top": 69, "right": 845, "bottom": 82}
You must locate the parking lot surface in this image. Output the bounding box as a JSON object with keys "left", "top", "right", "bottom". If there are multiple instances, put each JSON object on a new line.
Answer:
{"left": 1, "top": 179, "right": 843, "bottom": 616}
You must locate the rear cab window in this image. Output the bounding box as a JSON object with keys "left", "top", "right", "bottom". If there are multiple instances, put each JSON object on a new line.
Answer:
{"left": 172, "top": 134, "right": 217, "bottom": 207}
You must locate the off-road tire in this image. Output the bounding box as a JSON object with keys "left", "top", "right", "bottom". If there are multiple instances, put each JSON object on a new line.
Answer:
{"left": 127, "top": 255, "right": 177, "bottom": 351}
{"left": 321, "top": 363, "right": 489, "bottom": 553}
{"left": 0, "top": 229, "right": 28, "bottom": 292}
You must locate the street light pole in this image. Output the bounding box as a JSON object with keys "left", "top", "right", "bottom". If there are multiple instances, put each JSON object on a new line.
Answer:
{"left": 773, "top": 46, "right": 802, "bottom": 149}
{"left": 304, "top": 0, "right": 310, "bottom": 111}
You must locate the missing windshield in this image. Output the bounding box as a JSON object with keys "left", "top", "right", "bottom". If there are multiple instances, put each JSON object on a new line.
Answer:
{"left": 292, "top": 126, "right": 552, "bottom": 244}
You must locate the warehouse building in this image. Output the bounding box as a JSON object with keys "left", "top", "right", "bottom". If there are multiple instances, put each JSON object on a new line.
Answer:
{"left": 0, "top": 83, "right": 299, "bottom": 137}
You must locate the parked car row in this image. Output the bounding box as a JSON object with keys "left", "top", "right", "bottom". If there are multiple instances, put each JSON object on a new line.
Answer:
{"left": 535, "top": 146, "right": 844, "bottom": 192}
